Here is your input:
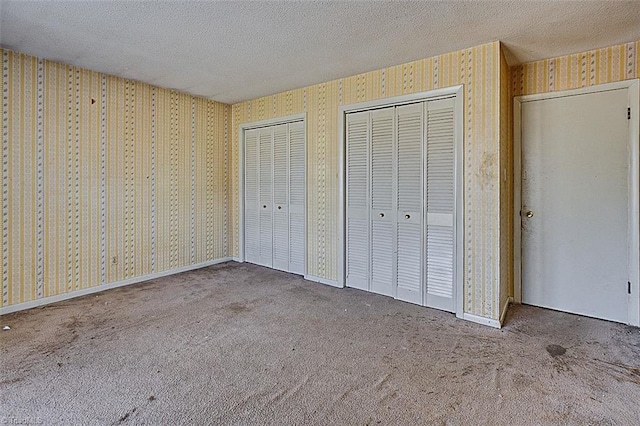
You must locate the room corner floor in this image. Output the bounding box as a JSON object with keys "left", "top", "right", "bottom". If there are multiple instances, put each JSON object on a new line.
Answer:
{"left": 1, "top": 262, "right": 639, "bottom": 425}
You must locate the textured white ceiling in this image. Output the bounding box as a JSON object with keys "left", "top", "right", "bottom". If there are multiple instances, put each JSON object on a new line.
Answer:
{"left": 1, "top": 1, "right": 639, "bottom": 104}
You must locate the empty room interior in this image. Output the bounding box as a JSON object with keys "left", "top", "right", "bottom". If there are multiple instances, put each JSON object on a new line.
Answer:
{"left": 1, "top": 1, "right": 640, "bottom": 424}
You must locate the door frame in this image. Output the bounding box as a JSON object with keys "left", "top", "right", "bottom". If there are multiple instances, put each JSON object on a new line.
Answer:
{"left": 238, "top": 113, "right": 307, "bottom": 276}
{"left": 338, "top": 85, "right": 465, "bottom": 318}
{"left": 514, "top": 79, "right": 640, "bottom": 326}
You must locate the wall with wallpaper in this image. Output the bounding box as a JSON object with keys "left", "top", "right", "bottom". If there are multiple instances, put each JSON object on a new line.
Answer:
{"left": 499, "top": 46, "right": 513, "bottom": 320}
{"left": 9, "top": 39, "right": 635, "bottom": 320}
{"left": 511, "top": 41, "right": 639, "bottom": 97}
{"left": 509, "top": 40, "right": 640, "bottom": 300}
{"left": 0, "top": 49, "right": 231, "bottom": 310}
{"left": 232, "top": 41, "right": 510, "bottom": 320}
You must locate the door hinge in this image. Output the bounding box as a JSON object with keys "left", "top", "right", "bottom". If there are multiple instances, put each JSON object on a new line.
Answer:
{"left": 629, "top": 281, "right": 632, "bottom": 294}
{"left": 629, "top": 107, "right": 632, "bottom": 120}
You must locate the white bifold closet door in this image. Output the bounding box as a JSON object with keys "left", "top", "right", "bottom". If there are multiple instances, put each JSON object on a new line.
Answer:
{"left": 345, "top": 98, "right": 456, "bottom": 312}
{"left": 245, "top": 122, "right": 305, "bottom": 275}
{"left": 424, "top": 99, "right": 455, "bottom": 311}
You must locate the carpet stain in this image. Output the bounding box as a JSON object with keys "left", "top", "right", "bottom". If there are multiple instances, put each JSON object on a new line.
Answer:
{"left": 115, "top": 407, "right": 137, "bottom": 424}
{"left": 226, "top": 302, "right": 251, "bottom": 313}
{"left": 0, "top": 377, "right": 24, "bottom": 386}
{"left": 546, "top": 344, "right": 566, "bottom": 357}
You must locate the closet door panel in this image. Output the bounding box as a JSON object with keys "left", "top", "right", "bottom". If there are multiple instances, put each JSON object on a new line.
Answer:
{"left": 346, "top": 111, "right": 370, "bottom": 290}
{"left": 396, "top": 103, "right": 424, "bottom": 305}
{"left": 370, "top": 107, "right": 395, "bottom": 297}
{"left": 272, "top": 124, "right": 289, "bottom": 271}
{"left": 258, "top": 128, "right": 273, "bottom": 267}
{"left": 425, "top": 98, "right": 456, "bottom": 312}
{"left": 288, "top": 121, "right": 306, "bottom": 275}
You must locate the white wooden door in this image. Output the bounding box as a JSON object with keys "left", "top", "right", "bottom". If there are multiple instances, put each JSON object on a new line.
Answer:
{"left": 395, "top": 103, "right": 424, "bottom": 304}
{"left": 272, "top": 124, "right": 289, "bottom": 271}
{"left": 258, "top": 128, "right": 273, "bottom": 267}
{"left": 521, "top": 88, "right": 630, "bottom": 323}
{"left": 346, "top": 111, "right": 370, "bottom": 291}
{"left": 345, "top": 99, "right": 458, "bottom": 313}
{"left": 244, "top": 129, "right": 260, "bottom": 264}
{"left": 288, "top": 121, "right": 306, "bottom": 275}
{"left": 425, "top": 99, "right": 456, "bottom": 312}
{"left": 370, "top": 107, "right": 395, "bottom": 297}
{"left": 244, "top": 121, "right": 306, "bottom": 275}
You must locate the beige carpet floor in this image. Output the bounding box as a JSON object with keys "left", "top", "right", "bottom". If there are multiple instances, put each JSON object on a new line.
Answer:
{"left": 1, "top": 262, "right": 639, "bottom": 425}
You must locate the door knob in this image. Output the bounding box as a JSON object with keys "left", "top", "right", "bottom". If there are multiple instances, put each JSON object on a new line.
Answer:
{"left": 405, "top": 214, "right": 411, "bottom": 220}
{"left": 525, "top": 211, "right": 534, "bottom": 218}
{"left": 277, "top": 206, "right": 282, "bottom": 210}
{"left": 379, "top": 213, "right": 385, "bottom": 218}
{"left": 263, "top": 205, "right": 267, "bottom": 209}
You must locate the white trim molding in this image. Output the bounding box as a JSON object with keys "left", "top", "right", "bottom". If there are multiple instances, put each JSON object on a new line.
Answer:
{"left": 462, "top": 313, "right": 502, "bottom": 329}
{"left": 514, "top": 79, "right": 640, "bottom": 327}
{"left": 304, "top": 274, "right": 341, "bottom": 288}
{"left": 0, "top": 257, "right": 235, "bottom": 316}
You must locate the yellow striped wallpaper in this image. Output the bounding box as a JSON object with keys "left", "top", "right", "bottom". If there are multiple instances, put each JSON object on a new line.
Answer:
{"left": 512, "top": 41, "right": 640, "bottom": 96}
{"left": 8, "top": 39, "right": 635, "bottom": 320}
{"left": 232, "top": 41, "right": 508, "bottom": 319}
{"left": 499, "top": 45, "right": 513, "bottom": 318}
{"left": 0, "top": 48, "right": 231, "bottom": 309}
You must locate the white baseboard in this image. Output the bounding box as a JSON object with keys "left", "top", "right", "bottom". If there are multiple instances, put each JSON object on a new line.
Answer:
{"left": 304, "top": 274, "right": 342, "bottom": 288}
{"left": 499, "top": 296, "right": 513, "bottom": 326}
{"left": 0, "top": 257, "right": 235, "bottom": 316}
{"left": 462, "top": 312, "right": 502, "bottom": 329}
{"left": 232, "top": 257, "right": 243, "bottom": 262}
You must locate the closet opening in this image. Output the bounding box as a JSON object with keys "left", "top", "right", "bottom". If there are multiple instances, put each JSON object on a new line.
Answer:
{"left": 338, "top": 87, "right": 464, "bottom": 316}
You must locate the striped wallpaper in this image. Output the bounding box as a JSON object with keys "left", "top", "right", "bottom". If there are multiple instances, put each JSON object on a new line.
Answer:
{"left": 0, "top": 48, "right": 231, "bottom": 309}
{"left": 512, "top": 41, "right": 640, "bottom": 96}
{"left": 7, "top": 39, "right": 636, "bottom": 321}
{"left": 232, "top": 41, "right": 508, "bottom": 319}
{"left": 499, "top": 45, "right": 513, "bottom": 319}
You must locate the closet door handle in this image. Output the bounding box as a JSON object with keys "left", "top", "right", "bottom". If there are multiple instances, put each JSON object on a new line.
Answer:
{"left": 263, "top": 205, "right": 267, "bottom": 209}
{"left": 404, "top": 214, "right": 410, "bottom": 220}
{"left": 379, "top": 213, "right": 385, "bottom": 218}
{"left": 277, "top": 206, "right": 282, "bottom": 210}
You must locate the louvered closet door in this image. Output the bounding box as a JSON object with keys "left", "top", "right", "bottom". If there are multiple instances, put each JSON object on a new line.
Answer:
{"left": 425, "top": 98, "right": 455, "bottom": 312}
{"left": 258, "top": 128, "right": 274, "bottom": 267}
{"left": 245, "top": 129, "right": 260, "bottom": 264}
{"left": 346, "top": 111, "right": 370, "bottom": 291}
{"left": 288, "top": 121, "right": 306, "bottom": 275}
{"left": 370, "top": 107, "right": 395, "bottom": 297}
{"left": 272, "top": 124, "right": 289, "bottom": 271}
{"left": 395, "top": 103, "right": 424, "bottom": 305}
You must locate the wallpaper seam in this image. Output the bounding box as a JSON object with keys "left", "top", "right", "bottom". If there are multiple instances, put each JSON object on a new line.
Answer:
{"left": 169, "top": 92, "right": 176, "bottom": 268}
{"left": 150, "top": 87, "right": 156, "bottom": 273}
{"left": 627, "top": 42, "right": 637, "bottom": 79}
{"left": 36, "top": 58, "right": 44, "bottom": 298}
{"left": 190, "top": 98, "right": 195, "bottom": 263}
{"left": 66, "top": 67, "right": 73, "bottom": 292}
{"left": 124, "top": 80, "right": 130, "bottom": 279}
{"left": 74, "top": 68, "right": 80, "bottom": 290}
{"left": 205, "top": 103, "right": 212, "bottom": 259}
{"left": 318, "top": 84, "right": 326, "bottom": 277}
{"left": 2, "top": 50, "right": 7, "bottom": 306}
{"left": 100, "top": 75, "right": 107, "bottom": 283}
{"left": 224, "top": 106, "right": 228, "bottom": 255}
